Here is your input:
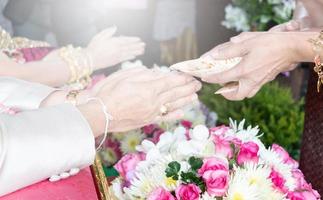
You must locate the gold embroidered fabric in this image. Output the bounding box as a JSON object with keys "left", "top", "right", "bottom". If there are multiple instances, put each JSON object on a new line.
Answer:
{"left": 0, "top": 26, "right": 50, "bottom": 50}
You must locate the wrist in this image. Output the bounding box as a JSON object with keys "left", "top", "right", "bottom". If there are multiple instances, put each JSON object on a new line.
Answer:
{"left": 289, "top": 32, "right": 319, "bottom": 63}
{"left": 77, "top": 101, "right": 106, "bottom": 138}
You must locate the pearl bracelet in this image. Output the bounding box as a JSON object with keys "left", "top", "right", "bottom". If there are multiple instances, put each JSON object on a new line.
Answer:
{"left": 86, "top": 97, "right": 113, "bottom": 150}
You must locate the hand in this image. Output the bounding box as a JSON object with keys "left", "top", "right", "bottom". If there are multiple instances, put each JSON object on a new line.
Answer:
{"left": 200, "top": 32, "right": 314, "bottom": 101}
{"left": 88, "top": 67, "right": 201, "bottom": 133}
{"left": 86, "top": 27, "right": 145, "bottom": 70}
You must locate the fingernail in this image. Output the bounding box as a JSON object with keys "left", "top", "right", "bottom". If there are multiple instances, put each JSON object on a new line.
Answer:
{"left": 192, "top": 94, "right": 198, "bottom": 101}
{"left": 214, "top": 86, "right": 238, "bottom": 95}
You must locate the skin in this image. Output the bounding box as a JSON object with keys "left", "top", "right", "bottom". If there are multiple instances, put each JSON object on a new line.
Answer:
{"left": 41, "top": 67, "right": 202, "bottom": 137}
{"left": 0, "top": 27, "right": 145, "bottom": 87}
{"left": 198, "top": 0, "right": 323, "bottom": 101}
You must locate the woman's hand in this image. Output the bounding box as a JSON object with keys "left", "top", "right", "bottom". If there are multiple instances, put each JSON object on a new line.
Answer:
{"left": 86, "top": 27, "right": 145, "bottom": 70}
{"left": 200, "top": 32, "right": 316, "bottom": 101}
{"left": 86, "top": 67, "right": 201, "bottom": 134}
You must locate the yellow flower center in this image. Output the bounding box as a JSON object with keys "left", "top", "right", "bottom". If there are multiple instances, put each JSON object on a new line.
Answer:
{"left": 233, "top": 193, "right": 244, "bottom": 200}
{"left": 165, "top": 177, "right": 177, "bottom": 187}
{"left": 129, "top": 139, "right": 139, "bottom": 150}
{"left": 249, "top": 177, "right": 258, "bottom": 185}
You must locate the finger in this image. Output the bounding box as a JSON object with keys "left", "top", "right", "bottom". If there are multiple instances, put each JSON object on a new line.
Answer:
{"left": 122, "top": 42, "right": 145, "bottom": 50}
{"left": 151, "top": 72, "right": 196, "bottom": 93}
{"left": 96, "top": 26, "right": 117, "bottom": 40}
{"left": 159, "top": 80, "right": 201, "bottom": 104}
{"left": 154, "top": 109, "right": 185, "bottom": 123}
{"left": 230, "top": 32, "right": 264, "bottom": 43}
{"left": 119, "top": 36, "right": 142, "bottom": 44}
{"left": 246, "top": 67, "right": 280, "bottom": 98}
{"left": 165, "top": 93, "right": 198, "bottom": 112}
{"left": 208, "top": 42, "right": 248, "bottom": 60}
{"left": 201, "top": 58, "right": 250, "bottom": 84}
{"left": 246, "top": 84, "right": 262, "bottom": 98}
{"left": 221, "top": 79, "right": 255, "bottom": 101}
{"left": 201, "top": 42, "right": 232, "bottom": 58}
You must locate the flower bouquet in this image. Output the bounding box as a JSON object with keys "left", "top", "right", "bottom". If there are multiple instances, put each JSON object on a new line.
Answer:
{"left": 98, "top": 101, "right": 217, "bottom": 167}
{"left": 111, "top": 120, "right": 320, "bottom": 200}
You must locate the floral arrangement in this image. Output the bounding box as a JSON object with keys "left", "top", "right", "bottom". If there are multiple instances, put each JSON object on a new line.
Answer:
{"left": 99, "top": 101, "right": 217, "bottom": 167}
{"left": 222, "top": 0, "right": 296, "bottom": 31}
{"left": 111, "top": 120, "right": 320, "bottom": 200}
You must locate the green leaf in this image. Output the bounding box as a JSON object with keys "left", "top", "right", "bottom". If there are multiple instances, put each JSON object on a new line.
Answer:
{"left": 165, "top": 161, "right": 181, "bottom": 180}
{"left": 188, "top": 157, "right": 203, "bottom": 171}
{"left": 180, "top": 171, "right": 206, "bottom": 192}
{"left": 200, "top": 82, "right": 304, "bottom": 160}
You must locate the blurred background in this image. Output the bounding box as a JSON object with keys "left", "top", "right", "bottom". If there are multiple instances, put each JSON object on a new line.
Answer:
{"left": 0, "top": 0, "right": 305, "bottom": 166}
{"left": 1, "top": 0, "right": 237, "bottom": 66}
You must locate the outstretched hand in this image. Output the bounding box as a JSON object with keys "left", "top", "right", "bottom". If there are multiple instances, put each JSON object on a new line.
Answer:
{"left": 86, "top": 27, "right": 145, "bottom": 70}
{"left": 200, "top": 32, "right": 303, "bottom": 101}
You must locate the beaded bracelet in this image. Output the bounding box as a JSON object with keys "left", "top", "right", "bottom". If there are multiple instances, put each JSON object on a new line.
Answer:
{"left": 309, "top": 30, "right": 323, "bottom": 93}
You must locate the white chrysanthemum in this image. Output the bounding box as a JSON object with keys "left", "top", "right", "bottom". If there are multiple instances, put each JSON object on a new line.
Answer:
{"left": 225, "top": 164, "right": 286, "bottom": 200}
{"left": 222, "top": 4, "right": 250, "bottom": 32}
{"left": 111, "top": 177, "right": 129, "bottom": 200}
{"left": 201, "top": 192, "right": 218, "bottom": 200}
{"left": 225, "top": 171, "right": 260, "bottom": 200}
{"left": 124, "top": 156, "right": 179, "bottom": 199}
{"left": 259, "top": 148, "right": 296, "bottom": 191}
{"left": 120, "top": 130, "right": 145, "bottom": 154}
{"left": 225, "top": 119, "right": 266, "bottom": 150}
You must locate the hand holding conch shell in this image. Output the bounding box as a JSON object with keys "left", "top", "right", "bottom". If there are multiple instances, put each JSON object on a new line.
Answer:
{"left": 170, "top": 56, "right": 241, "bottom": 95}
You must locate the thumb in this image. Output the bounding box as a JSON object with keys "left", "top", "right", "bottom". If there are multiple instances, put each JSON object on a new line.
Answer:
{"left": 95, "top": 26, "right": 117, "bottom": 40}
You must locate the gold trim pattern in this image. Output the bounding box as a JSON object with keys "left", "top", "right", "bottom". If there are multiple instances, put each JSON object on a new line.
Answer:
{"left": 0, "top": 26, "right": 50, "bottom": 50}
{"left": 91, "top": 154, "right": 115, "bottom": 200}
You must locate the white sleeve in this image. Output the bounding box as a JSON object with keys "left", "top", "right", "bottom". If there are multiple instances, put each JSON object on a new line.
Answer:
{"left": 0, "top": 77, "right": 56, "bottom": 110}
{"left": 0, "top": 104, "right": 95, "bottom": 196}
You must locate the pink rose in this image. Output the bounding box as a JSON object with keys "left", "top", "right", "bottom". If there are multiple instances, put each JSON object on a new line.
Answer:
{"left": 143, "top": 124, "right": 158, "bottom": 135}
{"left": 213, "top": 135, "right": 233, "bottom": 159}
{"left": 269, "top": 169, "right": 287, "bottom": 193}
{"left": 288, "top": 190, "right": 320, "bottom": 200}
{"left": 175, "top": 184, "right": 201, "bottom": 200}
{"left": 272, "top": 144, "right": 299, "bottom": 168}
{"left": 237, "top": 142, "right": 259, "bottom": 165}
{"left": 198, "top": 157, "right": 229, "bottom": 176}
{"left": 210, "top": 125, "right": 229, "bottom": 136}
{"left": 151, "top": 129, "right": 165, "bottom": 144}
{"left": 148, "top": 187, "right": 175, "bottom": 200}
{"left": 302, "top": 183, "right": 321, "bottom": 199}
{"left": 115, "top": 153, "right": 145, "bottom": 181}
{"left": 181, "top": 120, "right": 193, "bottom": 129}
{"left": 203, "top": 170, "right": 229, "bottom": 196}
{"left": 292, "top": 169, "right": 307, "bottom": 189}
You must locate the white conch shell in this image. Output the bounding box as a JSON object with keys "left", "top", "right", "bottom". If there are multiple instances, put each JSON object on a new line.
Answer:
{"left": 170, "top": 56, "right": 242, "bottom": 76}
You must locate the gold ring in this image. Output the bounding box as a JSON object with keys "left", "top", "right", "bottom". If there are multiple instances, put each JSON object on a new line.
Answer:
{"left": 160, "top": 105, "right": 169, "bottom": 116}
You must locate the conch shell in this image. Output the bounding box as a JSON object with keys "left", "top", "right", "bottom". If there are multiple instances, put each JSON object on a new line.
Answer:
{"left": 170, "top": 57, "right": 242, "bottom": 94}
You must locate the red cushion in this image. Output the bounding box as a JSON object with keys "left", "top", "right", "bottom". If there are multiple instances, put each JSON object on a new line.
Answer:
{"left": 0, "top": 168, "right": 99, "bottom": 200}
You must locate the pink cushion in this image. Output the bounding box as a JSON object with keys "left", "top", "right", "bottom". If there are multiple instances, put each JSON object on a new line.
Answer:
{"left": 0, "top": 168, "right": 99, "bottom": 200}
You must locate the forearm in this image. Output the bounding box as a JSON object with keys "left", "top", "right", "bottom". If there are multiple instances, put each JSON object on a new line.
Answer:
{"left": 0, "top": 51, "right": 71, "bottom": 87}
{"left": 289, "top": 31, "right": 319, "bottom": 63}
